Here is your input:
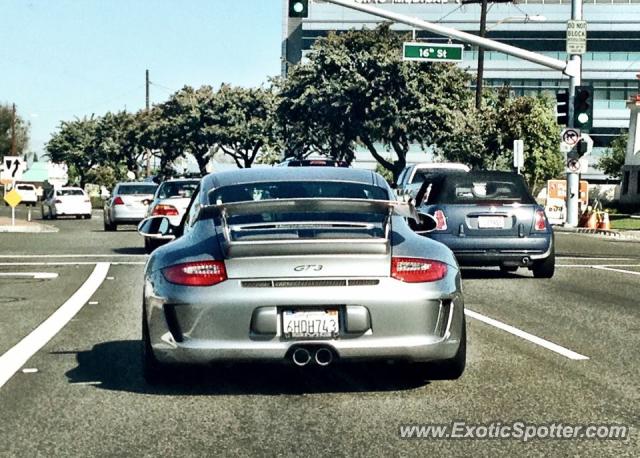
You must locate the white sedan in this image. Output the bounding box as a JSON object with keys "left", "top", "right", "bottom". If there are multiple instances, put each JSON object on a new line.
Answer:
{"left": 42, "top": 187, "right": 92, "bottom": 219}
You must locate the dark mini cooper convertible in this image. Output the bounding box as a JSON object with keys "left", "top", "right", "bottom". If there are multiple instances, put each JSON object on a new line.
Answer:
{"left": 413, "top": 171, "right": 554, "bottom": 278}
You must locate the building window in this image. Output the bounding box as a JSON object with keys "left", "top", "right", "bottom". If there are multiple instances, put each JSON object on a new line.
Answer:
{"left": 623, "top": 171, "right": 630, "bottom": 194}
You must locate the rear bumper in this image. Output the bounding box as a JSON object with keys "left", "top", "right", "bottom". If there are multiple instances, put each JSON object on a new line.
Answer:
{"left": 144, "top": 272, "right": 465, "bottom": 365}
{"left": 54, "top": 204, "right": 92, "bottom": 216}
{"left": 427, "top": 233, "right": 553, "bottom": 266}
{"left": 111, "top": 206, "right": 147, "bottom": 223}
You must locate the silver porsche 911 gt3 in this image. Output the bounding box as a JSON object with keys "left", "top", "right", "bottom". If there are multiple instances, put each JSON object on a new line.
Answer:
{"left": 138, "top": 167, "right": 466, "bottom": 383}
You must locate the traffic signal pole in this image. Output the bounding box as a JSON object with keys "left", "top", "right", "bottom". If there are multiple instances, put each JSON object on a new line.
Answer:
{"left": 566, "top": 0, "right": 583, "bottom": 227}
{"left": 321, "top": 0, "right": 580, "bottom": 77}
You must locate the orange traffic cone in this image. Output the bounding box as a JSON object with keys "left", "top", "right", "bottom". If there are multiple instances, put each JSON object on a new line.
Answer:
{"left": 597, "top": 211, "right": 611, "bottom": 230}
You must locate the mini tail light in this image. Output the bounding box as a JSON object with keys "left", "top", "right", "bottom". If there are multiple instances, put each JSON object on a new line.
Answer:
{"left": 153, "top": 204, "right": 179, "bottom": 216}
{"left": 162, "top": 261, "right": 227, "bottom": 286}
{"left": 534, "top": 209, "right": 547, "bottom": 231}
{"left": 391, "top": 257, "right": 447, "bottom": 283}
{"left": 433, "top": 210, "right": 448, "bottom": 231}
{"left": 113, "top": 196, "right": 125, "bottom": 206}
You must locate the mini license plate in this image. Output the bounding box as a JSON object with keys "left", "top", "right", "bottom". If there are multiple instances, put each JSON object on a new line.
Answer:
{"left": 282, "top": 309, "right": 339, "bottom": 339}
{"left": 478, "top": 216, "right": 504, "bottom": 229}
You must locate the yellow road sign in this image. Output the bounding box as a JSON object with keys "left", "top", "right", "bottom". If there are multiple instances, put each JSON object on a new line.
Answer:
{"left": 3, "top": 188, "right": 22, "bottom": 208}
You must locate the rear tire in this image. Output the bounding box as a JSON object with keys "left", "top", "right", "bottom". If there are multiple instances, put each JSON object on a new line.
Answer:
{"left": 409, "top": 318, "right": 466, "bottom": 380}
{"left": 104, "top": 215, "right": 116, "bottom": 231}
{"left": 532, "top": 251, "right": 555, "bottom": 279}
{"left": 142, "top": 308, "right": 168, "bottom": 385}
{"left": 144, "top": 238, "right": 159, "bottom": 254}
{"left": 500, "top": 265, "right": 518, "bottom": 273}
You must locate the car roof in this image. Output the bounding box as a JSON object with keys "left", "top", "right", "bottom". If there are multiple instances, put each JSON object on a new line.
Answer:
{"left": 117, "top": 181, "right": 156, "bottom": 186}
{"left": 159, "top": 178, "right": 200, "bottom": 184}
{"left": 202, "top": 167, "right": 384, "bottom": 190}
{"left": 412, "top": 162, "right": 470, "bottom": 171}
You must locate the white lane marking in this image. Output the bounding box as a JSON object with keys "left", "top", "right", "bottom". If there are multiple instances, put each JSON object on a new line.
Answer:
{"left": 464, "top": 309, "right": 589, "bottom": 361}
{"left": 557, "top": 257, "right": 631, "bottom": 261}
{"left": 0, "top": 272, "right": 59, "bottom": 279}
{"left": 592, "top": 265, "right": 640, "bottom": 276}
{"left": 0, "top": 254, "right": 146, "bottom": 258}
{"left": 0, "top": 262, "right": 145, "bottom": 266}
{"left": 0, "top": 263, "right": 110, "bottom": 389}
{"left": 558, "top": 264, "right": 640, "bottom": 268}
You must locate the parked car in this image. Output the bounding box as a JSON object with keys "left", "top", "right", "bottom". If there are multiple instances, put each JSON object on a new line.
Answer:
{"left": 103, "top": 182, "right": 158, "bottom": 231}
{"left": 143, "top": 178, "right": 200, "bottom": 252}
{"left": 15, "top": 183, "right": 37, "bottom": 206}
{"left": 413, "top": 171, "right": 554, "bottom": 278}
{"left": 137, "top": 167, "right": 466, "bottom": 383}
{"left": 41, "top": 187, "right": 92, "bottom": 219}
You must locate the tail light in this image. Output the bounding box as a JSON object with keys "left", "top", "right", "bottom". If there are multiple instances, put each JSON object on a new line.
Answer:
{"left": 113, "top": 196, "right": 124, "bottom": 206}
{"left": 534, "top": 209, "right": 547, "bottom": 231}
{"left": 162, "top": 261, "right": 227, "bottom": 286}
{"left": 153, "top": 204, "right": 179, "bottom": 216}
{"left": 433, "top": 210, "right": 448, "bottom": 231}
{"left": 391, "top": 257, "right": 447, "bottom": 283}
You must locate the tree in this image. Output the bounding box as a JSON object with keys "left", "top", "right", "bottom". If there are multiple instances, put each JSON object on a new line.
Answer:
{"left": 0, "top": 103, "right": 30, "bottom": 157}
{"left": 46, "top": 116, "right": 100, "bottom": 187}
{"left": 93, "top": 111, "right": 147, "bottom": 179}
{"left": 277, "top": 24, "right": 474, "bottom": 181}
{"left": 597, "top": 132, "right": 627, "bottom": 179}
{"left": 156, "top": 86, "right": 217, "bottom": 174}
{"left": 209, "top": 85, "right": 275, "bottom": 168}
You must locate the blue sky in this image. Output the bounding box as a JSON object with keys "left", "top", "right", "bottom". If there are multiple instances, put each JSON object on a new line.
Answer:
{"left": 1, "top": 0, "right": 283, "bottom": 157}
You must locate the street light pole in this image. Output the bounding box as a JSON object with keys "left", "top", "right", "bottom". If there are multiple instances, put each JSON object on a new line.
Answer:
{"left": 566, "top": 0, "right": 583, "bottom": 227}
{"left": 476, "top": 0, "right": 488, "bottom": 110}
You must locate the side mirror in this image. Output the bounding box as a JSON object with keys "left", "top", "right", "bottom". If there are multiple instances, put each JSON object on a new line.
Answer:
{"left": 409, "top": 212, "right": 437, "bottom": 234}
{"left": 137, "top": 216, "right": 176, "bottom": 240}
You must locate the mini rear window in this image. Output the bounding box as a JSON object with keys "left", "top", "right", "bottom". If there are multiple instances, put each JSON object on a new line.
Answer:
{"left": 57, "top": 189, "right": 84, "bottom": 196}
{"left": 424, "top": 173, "right": 535, "bottom": 205}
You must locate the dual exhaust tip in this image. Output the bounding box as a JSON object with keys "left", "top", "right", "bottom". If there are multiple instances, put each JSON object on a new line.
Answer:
{"left": 291, "top": 347, "right": 334, "bottom": 367}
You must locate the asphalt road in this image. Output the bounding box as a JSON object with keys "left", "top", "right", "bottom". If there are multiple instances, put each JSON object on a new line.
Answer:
{"left": 0, "top": 205, "right": 638, "bottom": 457}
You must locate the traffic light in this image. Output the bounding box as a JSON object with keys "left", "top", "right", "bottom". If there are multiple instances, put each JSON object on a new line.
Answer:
{"left": 288, "top": 0, "right": 309, "bottom": 18}
{"left": 555, "top": 90, "right": 569, "bottom": 125}
{"left": 573, "top": 85, "right": 593, "bottom": 131}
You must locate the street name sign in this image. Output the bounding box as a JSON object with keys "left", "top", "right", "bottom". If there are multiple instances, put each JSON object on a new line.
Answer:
{"left": 403, "top": 42, "right": 464, "bottom": 63}
{"left": 566, "top": 20, "right": 587, "bottom": 55}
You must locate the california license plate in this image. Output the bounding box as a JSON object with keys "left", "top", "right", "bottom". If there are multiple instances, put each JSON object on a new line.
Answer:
{"left": 282, "top": 309, "right": 339, "bottom": 339}
{"left": 478, "top": 216, "right": 504, "bottom": 228}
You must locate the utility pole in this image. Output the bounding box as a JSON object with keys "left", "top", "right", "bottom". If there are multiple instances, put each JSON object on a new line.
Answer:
{"left": 11, "top": 103, "right": 17, "bottom": 156}
{"left": 566, "top": 0, "right": 583, "bottom": 227}
{"left": 145, "top": 69, "right": 151, "bottom": 177}
{"left": 460, "top": 0, "right": 512, "bottom": 110}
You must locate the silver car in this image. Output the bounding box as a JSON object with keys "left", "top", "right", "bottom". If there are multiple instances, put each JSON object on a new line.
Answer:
{"left": 138, "top": 168, "right": 466, "bottom": 383}
{"left": 143, "top": 178, "right": 199, "bottom": 252}
{"left": 103, "top": 182, "right": 158, "bottom": 231}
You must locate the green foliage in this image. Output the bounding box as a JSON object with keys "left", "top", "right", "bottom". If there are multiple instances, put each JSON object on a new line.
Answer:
{"left": 597, "top": 132, "right": 627, "bottom": 179}
{"left": 276, "top": 24, "right": 474, "bottom": 180}
{"left": 46, "top": 116, "right": 99, "bottom": 187}
{"left": 209, "top": 85, "right": 275, "bottom": 168}
{"left": 85, "top": 165, "right": 119, "bottom": 189}
{"left": 0, "top": 103, "right": 30, "bottom": 157}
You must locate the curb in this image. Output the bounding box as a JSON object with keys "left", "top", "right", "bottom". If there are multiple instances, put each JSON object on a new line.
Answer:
{"left": 553, "top": 226, "right": 640, "bottom": 241}
{"left": 0, "top": 224, "right": 59, "bottom": 234}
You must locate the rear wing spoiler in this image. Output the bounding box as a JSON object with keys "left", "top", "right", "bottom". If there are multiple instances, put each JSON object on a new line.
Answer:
{"left": 197, "top": 198, "right": 419, "bottom": 258}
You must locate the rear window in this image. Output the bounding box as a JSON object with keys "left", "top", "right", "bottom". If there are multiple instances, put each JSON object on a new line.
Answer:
{"left": 425, "top": 174, "right": 535, "bottom": 205}
{"left": 157, "top": 181, "right": 199, "bottom": 199}
{"left": 117, "top": 184, "right": 157, "bottom": 195}
{"left": 208, "top": 181, "right": 388, "bottom": 204}
{"left": 17, "top": 185, "right": 35, "bottom": 190}
{"left": 57, "top": 189, "right": 84, "bottom": 196}
{"left": 208, "top": 181, "right": 389, "bottom": 229}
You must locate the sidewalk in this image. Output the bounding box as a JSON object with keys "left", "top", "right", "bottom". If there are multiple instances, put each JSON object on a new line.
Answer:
{"left": 0, "top": 216, "right": 58, "bottom": 233}
{"left": 553, "top": 225, "right": 640, "bottom": 241}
